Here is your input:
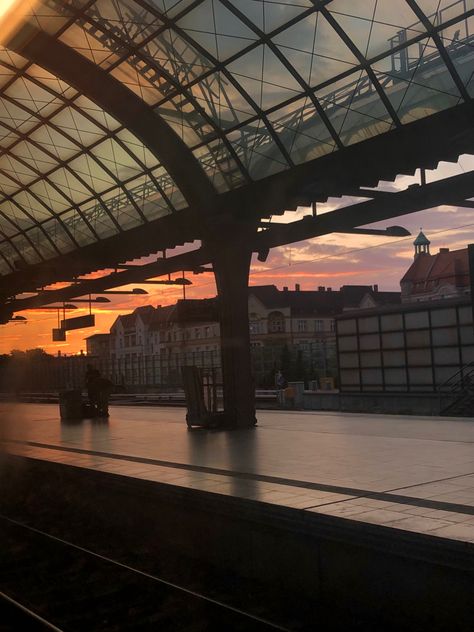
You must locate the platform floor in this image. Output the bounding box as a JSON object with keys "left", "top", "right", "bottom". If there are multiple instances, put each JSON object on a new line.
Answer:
{"left": 1, "top": 403, "right": 474, "bottom": 545}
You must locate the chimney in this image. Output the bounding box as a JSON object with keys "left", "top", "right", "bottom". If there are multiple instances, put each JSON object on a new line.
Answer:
{"left": 295, "top": 283, "right": 300, "bottom": 291}
{"left": 283, "top": 286, "right": 288, "bottom": 292}
{"left": 318, "top": 286, "right": 325, "bottom": 292}
{"left": 327, "top": 287, "right": 332, "bottom": 292}
{"left": 439, "top": 248, "right": 449, "bottom": 253}
{"left": 373, "top": 284, "right": 378, "bottom": 293}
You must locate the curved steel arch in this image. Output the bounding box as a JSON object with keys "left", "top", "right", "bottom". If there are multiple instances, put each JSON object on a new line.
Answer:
{"left": 6, "top": 22, "right": 217, "bottom": 213}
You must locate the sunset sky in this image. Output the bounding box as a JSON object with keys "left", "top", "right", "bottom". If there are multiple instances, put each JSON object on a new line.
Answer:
{"left": 1, "top": 1, "right": 473, "bottom": 355}
{"left": 2, "top": 156, "right": 473, "bottom": 356}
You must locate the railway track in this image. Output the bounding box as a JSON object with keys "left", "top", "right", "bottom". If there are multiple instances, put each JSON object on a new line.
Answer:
{"left": 0, "top": 514, "right": 288, "bottom": 631}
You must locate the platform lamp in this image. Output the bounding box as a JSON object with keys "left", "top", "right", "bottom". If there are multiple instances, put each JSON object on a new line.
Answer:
{"left": 66, "top": 297, "right": 111, "bottom": 304}
{"left": 97, "top": 288, "right": 148, "bottom": 295}
{"left": 8, "top": 315, "right": 27, "bottom": 322}
{"left": 141, "top": 276, "right": 192, "bottom": 300}
{"left": 25, "top": 304, "right": 78, "bottom": 310}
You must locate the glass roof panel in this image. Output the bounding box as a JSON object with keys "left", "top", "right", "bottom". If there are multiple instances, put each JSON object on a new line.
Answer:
{"left": 5, "top": 76, "right": 62, "bottom": 119}
{"left": 49, "top": 107, "right": 105, "bottom": 146}
{"left": 372, "top": 37, "right": 462, "bottom": 124}
{"left": 226, "top": 0, "right": 313, "bottom": 34}
{"left": 59, "top": 23, "right": 125, "bottom": 69}
{"left": 1, "top": 154, "right": 38, "bottom": 185}
{"left": 59, "top": 208, "right": 98, "bottom": 247}
{"left": 73, "top": 95, "right": 120, "bottom": 131}
{"left": 27, "top": 64, "right": 77, "bottom": 99}
{"left": 110, "top": 60, "right": 162, "bottom": 105}
{"left": 226, "top": 44, "right": 302, "bottom": 110}
{"left": 273, "top": 11, "right": 358, "bottom": 88}
{"left": 10, "top": 139, "right": 59, "bottom": 172}
{"left": 28, "top": 180, "right": 71, "bottom": 212}
{"left": 48, "top": 167, "right": 95, "bottom": 204}
{"left": 193, "top": 137, "right": 245, "bottom": 192}
{"left": 0, "top": 0, "right": 473, "bottom": 274}
{"left": 140, "top": 28, "right": 214, "bottom": 85}
{"left": 148, "top": 0, "right": 196, "bottom": 19}
{"left": 86, "top": 0, "right": 164, "bottom": 46}
{"left": 99, "top": 185, "right": 144, "bottom": 230}
{"left": 29, "top": 124, "right": 78, "bottom": 161}
{"left": 267, "top": 97, "right": 336, "bottom": 165}
{"left": 0, "top": 96, "right": 39, "bottom": 132}
{"left": 439, "top": 14, "right": 474, "bottom": 97}
{"left": 176, "top": 0, "right": 258, "bottom": 61}
{"left": 0, "top": 47, "right": 28, "bottom": 70}
{"left": 416, "top": 0, "right": 474, "bottom": 24}
{"left": 41, "top": 216, "right": 77, "bottom": 253}
{"left": 78, "top": 196, "right": 120, "bottom": 239}
{"left": 226, "top": 119, "right": 289, "bottom": 180}
{"left": 314, "top": 70, "right": 394, "bottom": 146}
{"left": 24, "top": 0, "right": 77, "bottom": 36}
{"left": 91, "top": 137, "right": 144, "bottom": 180}
{"left": 0, "top": 65, "right": 15, "bottom": 90}
{"left": 68, "top": 153, "right": 116, "bottom": 192}
{"left": 0, "top": 172, "right": 20, "bottom": 197}
{"left": 327, "top": 1, "right": 425, "bottom": 60}
{"left": 190, "top": 70, "right": 257, "bottom": 129}
{"left": 124, "top": 173, "right": 171, "bottom": 222}
{"left": 13, "top": 231, "right": 50, "bottom": 262}
{"left": 12, "top": 191, "right": 51, "bottom": 222}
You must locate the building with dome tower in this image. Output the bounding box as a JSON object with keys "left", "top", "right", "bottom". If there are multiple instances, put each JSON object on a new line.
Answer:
{"left": 401, "top": 230, "right": 470, "bottom": 303}
{"left": 336, "top": 233, "right": 474, "bottom": 407}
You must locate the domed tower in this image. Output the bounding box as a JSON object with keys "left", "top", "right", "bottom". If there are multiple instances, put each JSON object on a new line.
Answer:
{"left": 413, "top": 229, "right": 430, "bottom": 259}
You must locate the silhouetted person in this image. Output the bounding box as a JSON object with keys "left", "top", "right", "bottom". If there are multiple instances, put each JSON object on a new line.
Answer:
{"left": 95, "top": 375, "right": 114, "bottom": 417}
{"left": 85, "top": 364, "right": 100, "bottom": 413}
{"left": 276, "top": 371, "right": 287, "bottom": 390}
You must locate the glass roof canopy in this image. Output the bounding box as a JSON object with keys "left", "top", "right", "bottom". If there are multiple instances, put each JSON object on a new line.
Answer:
{"left": 0, "top": 0, "right": 473, "bottom": 277}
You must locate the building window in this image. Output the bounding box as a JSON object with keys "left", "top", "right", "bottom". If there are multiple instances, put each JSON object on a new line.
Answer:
{"left": 250, "top": 321, "right": 262, "bottom": 334}
{"left": 297, "top": 320, "right": 307, "bottom": 332}
{"left": 315, "top": 319, "right": 324, "bottom": 332}
{"left": 205, "top": 326, "right": 210, "bottom": 337}
{"left": 195, "top": 328, "right": 201, "bottom": 338}
{"left": 268, "top": 311, "right": 285, "bottom": 333}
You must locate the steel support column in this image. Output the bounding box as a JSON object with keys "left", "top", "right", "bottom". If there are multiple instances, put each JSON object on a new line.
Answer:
{"left": 208, "top": 223, "right": 257, "bottom": 429}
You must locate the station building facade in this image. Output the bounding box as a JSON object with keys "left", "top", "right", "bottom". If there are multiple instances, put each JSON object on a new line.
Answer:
{"left": 337, "top": 236, "right": 473, "bottom": 394}
{"left": 86, "top": 284, "right": 400, "bottom": 388}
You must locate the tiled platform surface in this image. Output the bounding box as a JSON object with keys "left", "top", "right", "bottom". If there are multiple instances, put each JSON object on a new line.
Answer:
{"left": 1, "top": 403, "right": 474, "bottom": 545}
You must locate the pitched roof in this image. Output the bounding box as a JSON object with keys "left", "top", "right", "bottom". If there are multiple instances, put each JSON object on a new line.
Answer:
{"left": 401, "top": 247, "right": 470, "bottom": 293}
{"left": 249, "top": 284, "right": 400, "bottom": 314}
{"left": 413, "top": 230, "right": 430, "bottom": 246}
{"left": 148, "top": 305, "right": 175, "bottom": 331}
{"left": 248, "top": 285, "right": 285, "bottom": 308}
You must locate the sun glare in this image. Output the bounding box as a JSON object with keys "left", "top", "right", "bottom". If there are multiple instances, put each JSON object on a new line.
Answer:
{"left": 0, "top": 1, "right": 19, "bottom": 19}
{"left": 0, "top": 0, "right": 38, "bottom": 44}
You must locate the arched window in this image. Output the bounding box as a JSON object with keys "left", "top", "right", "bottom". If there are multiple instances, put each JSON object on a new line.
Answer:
{"left": 268, "top": 311, "right": 285, "bottom": 333}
